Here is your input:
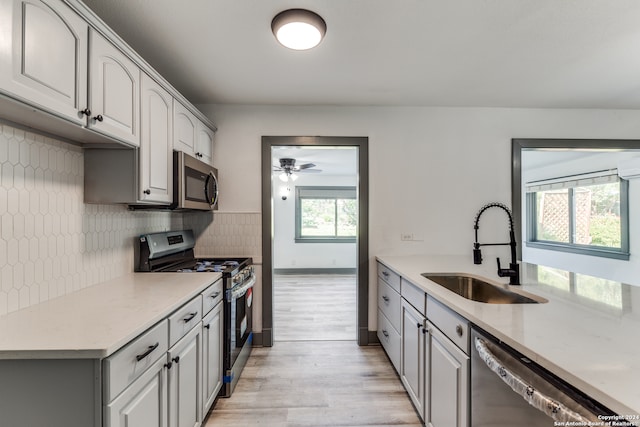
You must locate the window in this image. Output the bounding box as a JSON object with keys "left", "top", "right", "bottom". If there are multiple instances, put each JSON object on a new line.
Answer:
{"left": 525, "top": 170, "right": 629, "bottom": 259}
{"left": 295, "top": 186, "right": 357, "bottom": 243}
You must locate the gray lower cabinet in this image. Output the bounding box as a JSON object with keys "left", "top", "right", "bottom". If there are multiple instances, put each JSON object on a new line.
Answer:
{"left": 424, "top": 321, "right": 469, "bottom": 427}
{"left": 202, "top": 300, "right": 223, "bottom": 414}
{"left": 377, "top": 260, "right": 470, "bottom": 427}
{"left": 105, "top": 357, "right": 168, "bottom": 427}
{"left": 400, "top": 298, "right": 425, "bottom": 418}
{"left": 168, "top": 324, "right": 202, "bottom": 427}
{"left": 0, "top": 281, "right": 223, "bottom": 427}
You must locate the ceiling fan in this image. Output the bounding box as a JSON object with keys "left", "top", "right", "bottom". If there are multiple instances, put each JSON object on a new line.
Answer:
{"left": 273, "top": 158, "right": 321, "bottom": 182}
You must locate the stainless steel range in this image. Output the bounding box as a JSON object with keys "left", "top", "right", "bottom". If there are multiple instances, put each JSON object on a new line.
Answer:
{"left": 136, "top": 229, "right": 254, "bottom": 397}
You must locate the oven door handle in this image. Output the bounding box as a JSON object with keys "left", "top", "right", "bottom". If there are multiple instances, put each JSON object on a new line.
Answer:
{"left": 474, "top": 337, "right": 591, "bottom": 424}
{"left": 229, "top": 276, "right": 256, "bottom": 301}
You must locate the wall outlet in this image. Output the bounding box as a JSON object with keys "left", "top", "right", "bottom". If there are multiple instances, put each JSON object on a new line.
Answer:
{"left": 401, "top": 233, "right": 414, "bottom": 241}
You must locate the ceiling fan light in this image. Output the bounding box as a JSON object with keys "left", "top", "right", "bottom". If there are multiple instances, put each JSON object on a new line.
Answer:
{"left": 279, "top": 172, "right": 288, "bottom": 182}
{"left": 271, "top": 9, "right": 326, "bottom": 50}
{"left": 290, "top": 173, "right": 299, "bottom": 181}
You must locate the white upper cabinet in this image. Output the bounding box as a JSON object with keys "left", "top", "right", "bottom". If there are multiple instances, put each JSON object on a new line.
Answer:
{"left": 0, "top": 0, "right": 88, "bottom": 125}
{"left": 140, "top": 73, "right": 172, "bottom": 204}
{"left": 174, "top": 100, "right": 215, "bottom": 166}
{"left": 0, "top": 0, "right": 215, "bottom": 150}
{"left": 196, "top": 122, "right": 214, "bottom": 165}
{"left": 173, "top": 101, "right": 197, "bottom": 154}
{"left": 89, "top": 29, "right": 140, "bottom": 147}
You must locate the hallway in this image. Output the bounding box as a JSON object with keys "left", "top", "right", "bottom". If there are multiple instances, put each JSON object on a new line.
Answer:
{"left": 273, "top": 274, "right": 356, "bottom": 342}
{"left": 204, "top": 341, "right": 421, "bottom": 426}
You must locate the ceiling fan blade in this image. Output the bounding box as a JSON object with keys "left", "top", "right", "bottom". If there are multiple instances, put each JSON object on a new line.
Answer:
{"left": 298, "top": 168, "right": 322, "bottom": 173}
{"left": 295, "top": 163, "right": 316, "bottom": 170}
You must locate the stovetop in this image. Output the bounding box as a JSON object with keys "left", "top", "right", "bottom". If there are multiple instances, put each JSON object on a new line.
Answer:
{"left": 164, "top": 258, "right": 250, "bottom": 275}
{"left": 136, "top": 230, "right": 251, "bottom": 276}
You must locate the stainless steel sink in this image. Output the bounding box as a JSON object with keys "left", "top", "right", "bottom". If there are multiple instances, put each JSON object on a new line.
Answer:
{"left": 421, "top": 273, "right": 544, "bottom": 304}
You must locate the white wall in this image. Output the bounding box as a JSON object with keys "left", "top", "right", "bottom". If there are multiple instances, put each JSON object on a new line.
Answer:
{"left": 197, "top": 104, "right": 640, "bottom": 329}
{"left": 273, "top": 173, "right": 357, "bottom": 270}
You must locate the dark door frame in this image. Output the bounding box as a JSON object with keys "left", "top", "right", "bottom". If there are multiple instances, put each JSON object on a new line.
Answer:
{"left": 260, "top": 136, "right": 369, "bottom": 346}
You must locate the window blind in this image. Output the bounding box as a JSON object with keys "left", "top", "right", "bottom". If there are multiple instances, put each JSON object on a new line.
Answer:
{"left": 525, "top": 169, "right": 619, "bottom": 193}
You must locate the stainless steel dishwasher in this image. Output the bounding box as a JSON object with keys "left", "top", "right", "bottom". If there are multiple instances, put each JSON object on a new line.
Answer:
{"left": 471, "top": 327, "right": 619, "bottom": 426}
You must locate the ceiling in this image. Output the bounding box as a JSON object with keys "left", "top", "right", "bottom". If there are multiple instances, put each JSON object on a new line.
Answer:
{"left": 272, "top": 146, "right": 357, "bottom": 176}
{"left": 81, "top": 0, "right": 640, "bottom": 109}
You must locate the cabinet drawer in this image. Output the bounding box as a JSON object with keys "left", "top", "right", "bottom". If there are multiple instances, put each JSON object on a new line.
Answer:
{"left": 103, "top": 320, "right": 169, "bottom": 403}
{"left": 401, "top": 278, "right": 426, "bottom": 316}
{"left": 201, "top": 279, "right": 223, "bottom": 316}
{"left": 169, "top": 296, "right": 203, "bottom": 347}
{"left": 427, "top": 295, "right": 469, "bottom": 354}
{"left": 377, "top": 278, "right": 401, "bottom": 332}
{"left": 377, "top": 309, "right": 401, "bottom": 373}
{"left": 377, "top": 262, "right": 400, "bottom": 292}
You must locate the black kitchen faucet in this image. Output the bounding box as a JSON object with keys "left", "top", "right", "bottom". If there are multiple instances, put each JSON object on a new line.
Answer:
{"left": 473, "top": 202, "right": 520, "bottom": 285}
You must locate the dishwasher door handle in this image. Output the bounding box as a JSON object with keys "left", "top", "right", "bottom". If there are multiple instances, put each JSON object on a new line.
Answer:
{"left": 474, "top": 337, "right": 591, "bottom": 424}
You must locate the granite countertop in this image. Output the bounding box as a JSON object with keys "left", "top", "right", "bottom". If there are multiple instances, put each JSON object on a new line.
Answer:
{"left": 376, "top": 254, "right": 640, "bottom": 417}
{"left": 0, "top": 272, "right": 222, "bottom": 359}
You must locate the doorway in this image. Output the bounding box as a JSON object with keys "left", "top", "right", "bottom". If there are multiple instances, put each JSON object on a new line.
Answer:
{"left": 261, "top": 136, "right": 369, "bottom": 346}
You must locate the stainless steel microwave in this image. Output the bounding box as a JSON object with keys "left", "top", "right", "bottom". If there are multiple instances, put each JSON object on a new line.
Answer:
{"left": 173, "top": 151, "right": 219, "bottom": 211}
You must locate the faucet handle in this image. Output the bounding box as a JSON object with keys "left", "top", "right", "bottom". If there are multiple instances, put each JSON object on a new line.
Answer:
{"left": 473, "top": 247, "right": 482, "bottom": 264}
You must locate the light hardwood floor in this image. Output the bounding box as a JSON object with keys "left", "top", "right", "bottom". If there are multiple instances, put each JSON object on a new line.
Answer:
{"left": 204, "top": 341, "right": 422, "bottom": 426}
{"left": 273, "top": 274, "right": 357, "bottom": 342}
{"left": 204, "top": 274, "right": 421, "bottom": 426}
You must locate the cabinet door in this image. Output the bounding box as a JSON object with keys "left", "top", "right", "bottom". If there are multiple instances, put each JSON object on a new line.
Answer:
{"left": 89, "top": 29, "right": 140, "bottom": 147}
{"left": 105, "top": 356, "right": 168, "bottom": 427}
{"left": 202, "top": 302, "right": 223, "bottom": 415}
{"left": 195, "top": 122, "right": 214, "bottom": 165}
{"left": 140, "top": 73, "right": 173, "bottom": 203}
{"left": 0, "top": 0, "right": 88, "bottom": 125}
{"left": 168, "top": 325, "right": 202, "bottom": 427}
{"left": 400, "top": 298, "right": 425, "bottom": 419}
{"left": 425, "top": 323, "right": 469, "bottom": 427}
{"left": 173, "top": 101, "right": 197, "bottom": 155}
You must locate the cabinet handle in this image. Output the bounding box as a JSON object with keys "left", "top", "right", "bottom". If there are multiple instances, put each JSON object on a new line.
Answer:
{"left": 143, "top": 189, "right": 151, "bottom": 195}
{"left": 93, "top": 114, "right": 104, "bottom": 122}
{"left": 382, "top": 330, "right": 389, "bottom": 338}
{"left": 456, "top": 325, "right": 463, "bottom": 337}
{"left": 80, "top": 108, "right": 91, "bottom": 116}
{"left": 135, "top": 342, "right": 159, "bottom": 362}
{"left": 195, "top": 152, "right": 202, "bottom": 158}
{"left": 382, "top": 271, "right": 389, "bottom": 277}
{"left": 204, "top": 324, "right": 210, "bottom": 329}
{"left": 164, "top": 362, "right": 172, "bottom": 369}
{"left": 172, "top": 356, "right": 180, "bottom": 364}
{"left": 382, "top": 295, "right": 390, "bottom": 302}
{"left": 183, "top": 312, "right": 198, "bottom": 323}
{"left": 210, "top": 292, "right": 220, "bottom": 298}
{"left": 416, "top": 322, "right": 421, "bottom": 328}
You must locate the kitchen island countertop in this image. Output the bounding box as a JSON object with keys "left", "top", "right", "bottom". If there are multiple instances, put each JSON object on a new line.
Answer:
{"left": 376, "top": 254, "right": 640, "bottom": 417}
{"left": 0, "top": 272, "right": 221, "bottom": 359}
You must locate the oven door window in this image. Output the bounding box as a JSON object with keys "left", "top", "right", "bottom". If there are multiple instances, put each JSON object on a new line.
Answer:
{"left": 231, "top": 288, "right": 252, "bottom": 364}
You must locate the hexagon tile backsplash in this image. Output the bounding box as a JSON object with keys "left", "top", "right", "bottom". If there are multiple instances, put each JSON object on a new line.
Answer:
{"left": 0, "top": 123, "right": 182, "bottom": 316}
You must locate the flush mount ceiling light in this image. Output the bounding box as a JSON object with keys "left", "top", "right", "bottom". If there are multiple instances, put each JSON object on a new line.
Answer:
{"left": 271, "top": 9, "right": 326, "bottom": 50}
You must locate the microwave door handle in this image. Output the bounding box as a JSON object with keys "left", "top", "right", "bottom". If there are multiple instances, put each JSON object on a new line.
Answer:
{"left": 205, "top": 172, "right": 219, "bottom": 207}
